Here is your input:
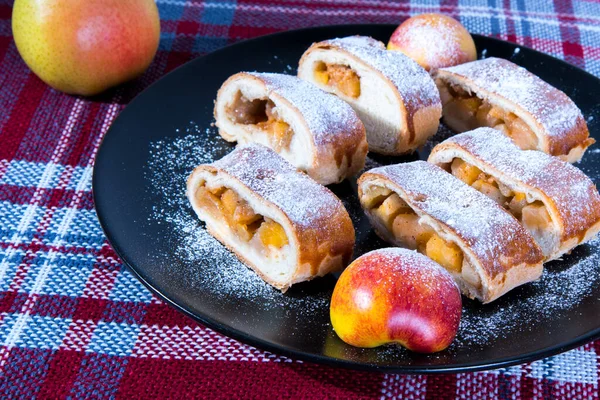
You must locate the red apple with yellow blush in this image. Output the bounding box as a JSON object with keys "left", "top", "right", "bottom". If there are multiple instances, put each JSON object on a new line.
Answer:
{"left": 12, "top": 0, "right": 160, "bottom": 96}
{"left": 330, "top": 248, "right": 462, "bottom": 353}
{"left": 387, "top": 13, "right": 476, "bottom": 71}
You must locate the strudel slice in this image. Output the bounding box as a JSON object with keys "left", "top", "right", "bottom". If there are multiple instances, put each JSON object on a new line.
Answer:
{"left": 429, "top": 127, "right": 600, "bottom": 261}
{"left": 214, "top": 72, "right": 367, "bottom": 185}
{"left": 187, "top": 144, "right": 355, "bottom": 291}
{"left": 434, "top": 57, "right": 593, "bottom": 162}
{"left": 298, "top": 36, "right": 441, "bottom": 155}
{"left": 358, "top": 161, "right": 544, "bottom": 303}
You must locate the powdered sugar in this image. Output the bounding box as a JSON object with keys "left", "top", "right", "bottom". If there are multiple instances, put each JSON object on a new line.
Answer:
{"left": 456, "top": 236, "right": 600, "bottom": 347}
{"left": 146, "top": 126, "right": 330, "bottom": 313}
{"left": 393, "top": 17, "right": 468, "bottom": 69}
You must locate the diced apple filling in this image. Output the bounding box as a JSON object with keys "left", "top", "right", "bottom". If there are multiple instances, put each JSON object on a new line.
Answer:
{"left": 227, "top": 91, "right": 293, "bottom": 151}
{"left": 425, "top": 234, "right": 463, "bottom": 273}
{"left": 450, "top": 158, "right": 552, "bottom": 232}
{"left": 442, "top": 83, "right": 539, "bottom": 150}
{"left": 364, "top": 187, "right": 480, "bottom": 286}
{"left": 314, "top": 62, "right": 361, "bottom": 98}
{"left": 195, "top": 183, "right": 289, "bottom": 251}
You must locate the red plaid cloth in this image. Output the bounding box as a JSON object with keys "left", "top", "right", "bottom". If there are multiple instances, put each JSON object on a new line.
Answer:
{"left": 1, "top": 0, "right": 599, "bottom": 398}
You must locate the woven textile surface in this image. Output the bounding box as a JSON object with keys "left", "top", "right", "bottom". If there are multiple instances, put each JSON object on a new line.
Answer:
{"left": 1, "top": 0, "right": 600, "bottom": 398}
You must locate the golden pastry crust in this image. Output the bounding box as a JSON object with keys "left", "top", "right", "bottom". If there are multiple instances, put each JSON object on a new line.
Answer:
{"left": 214, "top": 72, "right": 367, "bottom": 185}
{"left": 358, "top": 161, "right": 544, "bottom": 303}
{"left": 187, "top": 144, "right": 355, "bottom": 291}
{"left": 435, "top": 57, "right": 593, "bottom": 162}
{"left": 428, "top": 127, "right": 600, "bottom": 261}
{"left": 298, "top": 36, "right": 441, "bottom": 155}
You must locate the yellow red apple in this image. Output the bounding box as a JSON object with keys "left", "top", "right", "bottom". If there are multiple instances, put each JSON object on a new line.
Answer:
{"left": 12, "top": 0, "right": 160, "bottom": 96}
{"left": 387, "top": 13, "right": 476, "bottom": 71}
{"left": 330, "top": 248, "right": 461, "bottom": 353}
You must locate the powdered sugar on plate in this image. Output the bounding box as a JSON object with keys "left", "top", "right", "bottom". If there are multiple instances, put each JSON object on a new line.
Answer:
{"left": 456, "top": 236, "right": 600, "bottom": 347}
{"left": 145, "top": 120, "right": 600, "bottom": 356}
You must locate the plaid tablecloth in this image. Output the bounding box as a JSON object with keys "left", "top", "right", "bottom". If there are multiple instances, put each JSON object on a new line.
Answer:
{"left": 1, "top": 0, "right": 599, "bottom": 398}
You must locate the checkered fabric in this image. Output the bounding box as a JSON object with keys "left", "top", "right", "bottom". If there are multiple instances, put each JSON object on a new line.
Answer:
{"left": 1, "top": 0, "right": 599, "bottom": 398}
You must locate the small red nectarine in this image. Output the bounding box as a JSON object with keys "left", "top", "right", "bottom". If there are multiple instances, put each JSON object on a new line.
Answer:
{"left": 330, "top": 248, "right": 462, "bottom": 353}
{"left": 387, "top": 13, "right": 476, "bottom": 71}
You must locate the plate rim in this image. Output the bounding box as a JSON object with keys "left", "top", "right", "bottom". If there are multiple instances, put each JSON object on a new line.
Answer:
{"left": 92, "top": 24, "right": 600, "bottom": 374}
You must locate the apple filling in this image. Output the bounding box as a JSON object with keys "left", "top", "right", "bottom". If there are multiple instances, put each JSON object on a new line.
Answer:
{"left": 450, "top": 158, "right": 552, "bottom": 243}
{"left": 194, "top": 183, "right": 289, "bottom": 253}
{"left": 439, "top": 83, "right": 538, "bottom": 151}
{"left": 227, "top": 91, "right": 294, "bottom": 151}
{"left": 314, "top": 62, "right": 361, "bottom": 98}
{"left": 363, "top": 186, "right": 481, "bottom": 289}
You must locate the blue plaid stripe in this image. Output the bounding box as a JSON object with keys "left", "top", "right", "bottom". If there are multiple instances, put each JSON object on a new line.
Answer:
{"left": 44, "top": 209, "right": 106, "bottom": 249}
{"left": 88, "top": 322, "right": 141, "bottom": 356}
{"left": 16, "top": 315, "right": 71, "bottom": 350}
{"left": 37, "top": 252, "right": 97, "bottom": 297}
{"left": 110, "top": 269, "right": 154, "bottom": 304}
{"left": 202, "top": 1, "right": 237, "bottom": 25}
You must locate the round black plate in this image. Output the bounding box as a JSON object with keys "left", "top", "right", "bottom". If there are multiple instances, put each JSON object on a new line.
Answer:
{"left": 93, "top": 24, "right": 600, "bottom": 373}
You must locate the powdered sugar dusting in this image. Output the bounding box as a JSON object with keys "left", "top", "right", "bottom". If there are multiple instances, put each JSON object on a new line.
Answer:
{"left": 209, "top": 143, "right": 348, "bottom": 229}
{"left": 440, "top": 58, "right": 587, "bottom": 152}
{"left": 366, "top": 161, "right": 542, "bottom": 276}
{"left": 331, "top": 35, "right": 385, "bottom": 50}
{"left": 365, "top": 248, "right": 460, "bottom": 294}
{"left": 250, "top": 72, "right": 363, "bottom": 149}
{"left": 325, "top": 36, "right": 440, "bottom": 109}
{"left": 437, "top": 128, "right": 600, "bottom": 241}
{"left": 145, "top": 125, "right": 600, "bottom": 357}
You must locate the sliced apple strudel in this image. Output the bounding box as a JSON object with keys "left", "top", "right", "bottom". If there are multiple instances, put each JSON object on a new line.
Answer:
{"left": 358, "top": 161, "right": 544, "bottom": 303}
{"left": 298, "top": 36, "right": 442, "bottom": 155}
{"left": 434, "top": 57, "right": 593, "bottom": 162}
{"left": 214, "top": 72, "right": 368, "bottom": 185}
{"left": 429, "top": 127, "right": 600, "bottom": 261}
{"left": 187, "top": 144, "right": 355, "bottom": 291}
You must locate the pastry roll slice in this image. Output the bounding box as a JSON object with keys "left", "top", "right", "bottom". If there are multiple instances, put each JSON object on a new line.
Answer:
{"left": 434, "top": 57, "right": 593, "bottom": 163}
{"left": 187, "top": 144, "right": 355, "bottom": 291}
{"left": 429, "top": 127, "right": 600, "bottom": 261}
{"left": 298, "top": 36, "right": 441, "bottom": 155}
{"left": 214, "top": 72, "right": 367, "bottom": 185}
{"left": 358, "top": 161, "right": 544, "bottom": 303}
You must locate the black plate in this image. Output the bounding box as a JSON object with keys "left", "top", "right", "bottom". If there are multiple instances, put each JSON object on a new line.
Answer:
{"left": 93, "top": 24, "right": 600, "bottom": 373}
